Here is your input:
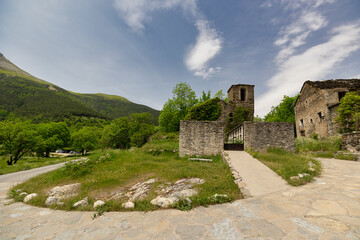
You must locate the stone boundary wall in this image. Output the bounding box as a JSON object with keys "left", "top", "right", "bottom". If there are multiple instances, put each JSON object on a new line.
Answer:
{"left": 342, "top": 132, "right": 360, "bottom": 153}
{"left": 244, "top": 122, "right": 295, "bottom": 152}
{"left": 179, "top": 121, "right": 225, "bottom": 157}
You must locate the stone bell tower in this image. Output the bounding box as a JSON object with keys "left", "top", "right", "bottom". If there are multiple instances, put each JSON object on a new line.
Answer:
{"left": 227, "top": 84, "right": 255, "bottom": 120}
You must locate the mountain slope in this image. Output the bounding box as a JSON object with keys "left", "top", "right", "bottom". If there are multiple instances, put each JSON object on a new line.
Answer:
{"left": 0, "top": 53, "right": 160, "bottom": 122}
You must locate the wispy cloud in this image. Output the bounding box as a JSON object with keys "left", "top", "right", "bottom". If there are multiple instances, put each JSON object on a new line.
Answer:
{"left": 113, "top": 0, "right": 222, "bottom": 79}
{"left": 256, "top": 22, "right": 360, "bottom": 116}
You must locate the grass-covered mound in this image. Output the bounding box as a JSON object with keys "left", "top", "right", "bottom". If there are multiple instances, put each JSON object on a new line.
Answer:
{"left": 10, "top": 133, "right": 241, "bottom": 211}
{"left": 248, "top": 148, "right": 321, "bottom": 186}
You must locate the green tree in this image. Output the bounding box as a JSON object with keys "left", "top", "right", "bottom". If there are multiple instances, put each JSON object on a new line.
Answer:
{"left": 71, "top": 126, "right": 100, "bottom": 155}
{"left": 101, "top": 117, "right": 130, "bottom": 149}
{"left": 0, "top": 120, "right": 38, "bottom": 165}
{"left": 159, "top": 82, "right": 197, "bottom": 132}
{"left": 35, "top": 122, "right": 70, "bottom": 157}
{"left": 336, "top": 92, "right": 360, "bottom": 133}
{"left": 128, "top": 113, "right": 155, "bottom": 147}
{"left": 214, "top": 90, "right": 227, "bottom": 102}
{"left": 264, "top": 95, "right": 298, "bottom": 122}
{"left": 199, "top": 90, "right": 211, "bottom": 103}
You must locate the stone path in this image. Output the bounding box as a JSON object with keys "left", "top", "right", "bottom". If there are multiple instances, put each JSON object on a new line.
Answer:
{"left": 226, "top": 151, "right": 290, "bottom": 197}
{"left": 1, "top": 158, "right": 360, "bottom": 239}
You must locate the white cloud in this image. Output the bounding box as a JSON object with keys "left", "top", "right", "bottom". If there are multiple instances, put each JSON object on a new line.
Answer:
{"left": 185, "top": 19, "right": 222, "bottom": 79}
{"left": 113, "top": 0, "right": 222, "bottom": 79}
{"left": 274, "top": 10, "right": 328, "bottom": 64}
{"left": 256, "top": 22, "right": 360, "bottom": 116}
{"left": 354, "top": 74, "right": 360, "bottom": 79}
{"left": 261, "top": 1, "right": 273, "bottom": 8}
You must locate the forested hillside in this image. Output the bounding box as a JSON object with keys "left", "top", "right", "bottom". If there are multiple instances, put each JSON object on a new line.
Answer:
{"left": 0, "top": 54, "right": 159, "bottom": 122}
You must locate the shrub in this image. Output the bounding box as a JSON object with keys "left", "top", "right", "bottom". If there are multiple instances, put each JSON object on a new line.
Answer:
{"left": 185, "top": 98, "right": 221, "bottom": 121}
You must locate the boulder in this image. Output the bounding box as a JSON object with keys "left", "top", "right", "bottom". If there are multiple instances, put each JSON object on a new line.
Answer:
{"left": 73, "top": 197, "right": 88, "bottom": 208}
{"left": 125, "top": 178, "right": 157, "bottom": 201}
{"left": 93, "top": 200, "right": 105, "bottom": 208}
{"left": 150, "top": 196, "right": 177, "bottom": 208}
{"left": 47, "top": 183, "right": 81, "bottom": 199}
{"left": 45, "top": 196, "right": 63, "bottom": 206}
{"left": 24, "top": 193, "right": 38, "bottom": 203}
{"left": 19, "top": 192, "right": 28, "bottom": 197}
{"left": 122, "top": 201, "right": 135, "bottom": 209}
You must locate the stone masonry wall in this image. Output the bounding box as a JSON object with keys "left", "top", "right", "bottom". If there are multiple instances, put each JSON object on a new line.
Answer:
{"left": 342, "top": 132, "right": 360, "bottom": 153}
{"left": 179, "top": 121, "right": 225, "bottom": 157}
{"left": 244, "top": 122, "right": 295, "bottom": 152}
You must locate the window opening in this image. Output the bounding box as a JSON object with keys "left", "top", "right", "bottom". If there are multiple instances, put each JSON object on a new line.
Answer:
{"left": 240, "top": 89, "right": 246, "bottom": 101}
{"left": 338, "top": 91, "right": 346, "bottom": 102}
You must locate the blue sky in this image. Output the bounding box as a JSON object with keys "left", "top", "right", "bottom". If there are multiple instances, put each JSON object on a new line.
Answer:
{"left": 1, "top": 0, "right": 360, "bottom": 116}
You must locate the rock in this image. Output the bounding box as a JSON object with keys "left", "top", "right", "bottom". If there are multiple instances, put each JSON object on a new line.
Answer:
{"left": 170, "top": 189, "right": 198, "bottom": 199}
{"left": 93, "top": 200, "right": 105, "bottom": 208}
{"left": 72, "top": 197, "right": 88, "bottom": 208}
{"left": 188, "top": 158, "right": 213, "bottom": 162}
{"left": 213, "top": 194, "right": 228, "bottom": 198}
{"left": 309, "top": 167, "right": 315, "bottom": 172}
{"left": 298, "top": 173, "right": 304, "bottom": 178}
{"left": 303, "top": 173, "right": 310, "bottom": 177}
{"left": 150, "top": 196, "right": 177, "bottom": 208}
{"left": 24, "top": 193, "right": 38, "bottom": 203}
{"left": 308, "top": 161, "right": 316, "bottom": 168}
{"left": 19, "top": 192, "right": 28, "bottom": 197}
{"left": 47, "top": 183, "right": 81, "bottom": 199}
{"left": 290, "top": 176, "right": 300, "bottom": 181}
{"left": 125, "top": 178, "right": 157, "bottom": 201}
{"left": 15, "top": 189, "right": 22, "bottom": 193}
{"left": 185, "top": 197, "right": 192, "bottom": 204}
{"left": 122, "top": 201, "right": 135, "bottom": 209}
{"left": 45, "top": 196, "right": 63, "bottom": 206}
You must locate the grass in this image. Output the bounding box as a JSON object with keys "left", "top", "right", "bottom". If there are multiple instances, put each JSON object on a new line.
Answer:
{"left": 9, "top": 132, "right": 241, "bottom": 212}
{"left": 0, "top": 155, "right": 78, "bottom": 175}
{"left": 295, "top": 136, "right": 358, "bottom": 161}
{"left": 248, "top": 148, "right": 321, "bottom": 186}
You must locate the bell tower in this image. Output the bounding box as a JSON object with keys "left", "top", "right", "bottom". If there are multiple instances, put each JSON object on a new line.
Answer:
{"left": 227, "top": 84, "right": 255, "bottom": 120}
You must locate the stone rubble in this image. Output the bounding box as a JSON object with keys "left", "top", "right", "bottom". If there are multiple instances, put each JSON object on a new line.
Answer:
{"left": 150, "top": 177, "right": 205, "bottom": 208}
{"left": 45, "top": 183, "right": 81, "bottom": 206}
{"left": 93, "top": 200, "right": 105, "bottom": 208}
{"left": 124, "top": 178, "right": 157, "bottom": 202}
{"left": 122, "top": 201, "right": 135, "bottom": 209}
{"left": 19, "top": 192, "right": 28, "bottom": 197}
{"left": 72, "top": 197, "right": 88, "bottom": 208}
{"left": 23, "top": 193, "right": 38, "bottom": 203}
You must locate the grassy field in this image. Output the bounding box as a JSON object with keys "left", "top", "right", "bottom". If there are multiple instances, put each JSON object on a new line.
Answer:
{"left": 248, "top": 148, "right": 321, "bottom": 186}
{"left": 0, "top": 155, "right": 78, "bottom": 175}
{"left": 9, "top": 132, "right": 241, "bottom": 212}
{"left": 295, "top": 136, "right": 357, "bottom": 161}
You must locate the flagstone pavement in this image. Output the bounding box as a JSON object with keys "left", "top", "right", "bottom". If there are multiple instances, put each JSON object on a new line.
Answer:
{"left": 0, "top": 157, "right": 359, "bottom": 240}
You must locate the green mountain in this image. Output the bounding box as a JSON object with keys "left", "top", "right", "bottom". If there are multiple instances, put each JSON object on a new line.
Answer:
{"left": 0, "top": 53, "right": 160, "bottom": 122}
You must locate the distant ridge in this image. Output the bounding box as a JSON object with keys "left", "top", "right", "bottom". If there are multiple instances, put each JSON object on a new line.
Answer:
{"left": 0, "top": 53, "right": 160, "bottom": 122}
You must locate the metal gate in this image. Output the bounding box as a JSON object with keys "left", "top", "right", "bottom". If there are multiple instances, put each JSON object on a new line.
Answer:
{"left": 224, "top": 124, "right": 244, "bottom": 151}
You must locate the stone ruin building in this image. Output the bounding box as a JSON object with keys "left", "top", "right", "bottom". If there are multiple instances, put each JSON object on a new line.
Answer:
{"left": 294, "top": 79, "right": 360, "bottom": 138}
{"left": 179, "top": 84, "right": 295, "bottom": 157}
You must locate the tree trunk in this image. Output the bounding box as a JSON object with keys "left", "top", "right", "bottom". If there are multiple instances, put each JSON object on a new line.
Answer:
{"left": 6, "top": 156, "right": 13, "bottom": 165}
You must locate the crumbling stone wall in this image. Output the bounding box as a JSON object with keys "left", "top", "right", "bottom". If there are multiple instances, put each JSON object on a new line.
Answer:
{"left": 179, "top": 121, "right": 225, "bottom": 157}
{"left": 342, "top": 132, "right": 360, "bottom": 153}
{"left": 243, "top": 122, "right": 295, "bottom": 152}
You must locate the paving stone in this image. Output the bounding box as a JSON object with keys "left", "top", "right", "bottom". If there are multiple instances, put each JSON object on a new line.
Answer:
{"left": 251, "top": 219, "right": 284, "bottom": 239}
{"left": 175, "top": 224, "right": 206, "bottom": 240}
{"left": 210, "top": 218, "right": 242, "bottom": 240}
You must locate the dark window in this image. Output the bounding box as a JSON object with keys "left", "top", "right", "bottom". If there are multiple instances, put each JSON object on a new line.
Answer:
{"left": 338, "top": 91, "right": 346, "bottom": 102}
{"left": 300, "top": 119, "right": 304, "bottom": 127}
{"left": 318, "top": 112, "right": 323, "bottom": 121}
{"left": 240, "top": 89, "right": 246, "bottom": 101}
{"left": 310, "top": 119, "right": 313, "bottom": 124}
